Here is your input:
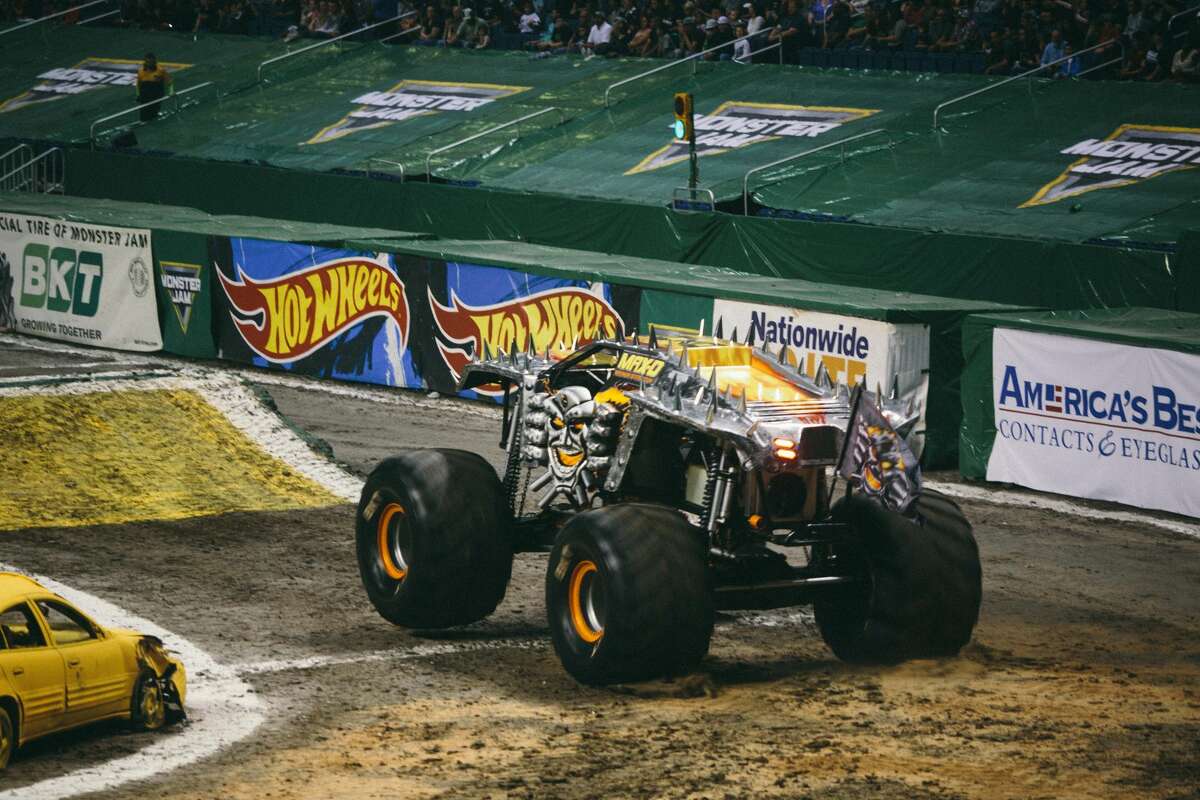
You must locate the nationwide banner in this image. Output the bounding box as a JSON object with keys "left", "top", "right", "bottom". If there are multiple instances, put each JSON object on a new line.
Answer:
{"left": 0, "top": 212, "right": 161, "bottom": 351}
{"left": 987, "top": 328, "right": 1200, "bottom": 518}
{"left": 0, "top": 58, "right": 192, "bottom": 113}
{"left": 627, "top": 102, "right": 877, "bottom": 174}
{"left": 712, "top": 298, "right": 930, "bottom": 452}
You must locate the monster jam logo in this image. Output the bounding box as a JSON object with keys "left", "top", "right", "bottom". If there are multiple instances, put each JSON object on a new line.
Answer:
{"left": 306, "top": 80, "right": 530, "bottom": 144}
{"left": 218, "top": 258, "right": 409, "bottom": 364}
{"left": 19, "top": 244, "right": 103, "bottom": 318}
{"left": 0, "top": 58, "right": 191, "bottom": 114}
{"left": 429, "top": 286, "right": 624, "bottom": 390}
{"left": 1022, "top": 124, "right": 1200, "bottom": 207}
{"left": 627, "top": 102, "right": 878, "bottom": 174}
{"left": 161, "top": 261, "right": 203, "bottom": 334}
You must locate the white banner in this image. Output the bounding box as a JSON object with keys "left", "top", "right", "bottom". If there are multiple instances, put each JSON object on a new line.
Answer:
{"left": 0, "top": 213, "right": 161, "bottom": 351}
{"left": 712, "top": 299, "right": 930, "bottom": 453}
{"left": 987, "top": 327, "right": 1200, "bottom": 519}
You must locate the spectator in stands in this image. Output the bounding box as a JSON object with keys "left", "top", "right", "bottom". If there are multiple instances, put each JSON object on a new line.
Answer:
{"left": 1172, "top": 42, "right": 1199, "bottom": 81}
{"left": 1057, "top": 41, "right": 1083, "bottom": 75}
{"left": 442, "top": 4, "right": 463, "bottom": 44}
{"left": 584, "top": 11, "right": 612, "bottom": 54}
{"left": 1118, "top": 31, "right": 1147, "bottom": 75}
{"left": 743, "top": 1, "right": 765, "bottom": 34}
{"left": 1041, "top": 27, "right": 1065, "bottom": 63}
{"left": 768, "top": 0, "right": 809, "bottom": 62}
{"left": 136, "top": 52, "right": 172, "bottom": 121}
{"left": 824, "top": 0, "right": 850, "bottom": 47}
{"left": 1137, "top": 31, "right": 1170, "bottom": 78}
{"left": 704, "top": 14, "right": 735, "bottom": 58}
{"left": 517, "top": 0, "right": 538, "bottom": 32}
{"left": 628, "top": 13, "right": 655, "bottom": 54}
{"left": 417, "top": 4, "right": 441, "bottom": 43}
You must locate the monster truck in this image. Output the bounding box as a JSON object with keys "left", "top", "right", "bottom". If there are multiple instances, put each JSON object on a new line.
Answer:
{"left": 355, "top": 328, "right": 982, "bottom": 685}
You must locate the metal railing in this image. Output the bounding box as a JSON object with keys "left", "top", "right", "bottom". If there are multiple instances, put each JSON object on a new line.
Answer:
{"left": 424, "top": 107, "right": 563, "bottom": 181}
{"left": 672, "top": 186, "right": 716, "bottom": 213}
{"left": 79, "top": 8, "right": 120, "bottom": 24}
{"left": 258, "top": 11, "right": 415, "bottom": 83}
{"left": 1075, "top": 54, "right": 1122, "bottom": 78}
{"left": 604, "top": 27, "right": 776, "bottom": 107}
{"left": 1168, "top": 5, "right": 1200, "bottom": 37}
{"left": 0, "top": 144, "right": 33, "bottom": 189}
{"left": 366, "top": 157, "right": 406, "bottom": 183}
{"left": 89, "top": 82, "right": 219, "bottom": 145}
{"left": 0, "top": 147, "right": 64, "bottom": 194}
{"left": 742, "top": 128, "right": 885, "bottom": 215}
{"left": 0, "top": 0, "right": 110, "bottom": 37}
{"left": 734, "top": 41, "right": 783, "bottom": 65}
{"left": 380, "top": 25, "right": 421, "bottom": 44}
{"left": 932, "top": 38, "right": 1118, "bottom": 128}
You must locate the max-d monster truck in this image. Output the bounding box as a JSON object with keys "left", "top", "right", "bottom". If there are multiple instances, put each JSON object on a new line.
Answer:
{"left": 355, "top": 328, "right": 982, "bottom": 684}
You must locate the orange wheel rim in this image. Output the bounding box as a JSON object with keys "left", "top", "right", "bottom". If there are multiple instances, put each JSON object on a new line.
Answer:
{"left": 567, "top": 560, "right": 604, "bottom": 644}
{"left": 377, "top": 502, "right": 408, "bottom": 580}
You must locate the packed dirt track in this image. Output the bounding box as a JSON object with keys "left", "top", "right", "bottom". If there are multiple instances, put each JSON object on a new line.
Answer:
{"left": 1, "top": 334, "right": 1198, "bottom": 800}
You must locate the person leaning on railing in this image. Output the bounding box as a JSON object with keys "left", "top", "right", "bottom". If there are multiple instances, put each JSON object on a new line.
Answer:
{"left": 136, "top": 52, "right": 173, "bottom": 122}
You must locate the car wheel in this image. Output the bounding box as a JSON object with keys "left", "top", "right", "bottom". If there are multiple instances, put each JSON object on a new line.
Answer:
{"left": 814, "top": 489, "right": 982, "bottom": 663}
{"left": 356, "top": 448, "right": 513, "bottom": 629}
{"left": 131, "top": 670, "right": 166, "bottom": 732}
{"left": 0, "top": 705, "right": 13, "bottom": 770}
{"left": 546, "top": 503, "right": 713, "bottom": 685}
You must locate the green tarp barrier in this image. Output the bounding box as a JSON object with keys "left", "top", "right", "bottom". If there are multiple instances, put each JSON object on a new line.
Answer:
{"left": 754, "top": 80, "right": 1200, "bottom": 247}
{"left": 0, "top": 27, "right": 288, "bottom": 142}
{"left": 960, "top": 307, "right": 1200, "bottom": 478}
{"left": 9, "top": 29, "right": 1195, "bottom": 245}
{"left": 0, "top": 191, "right": 429, "bottom": 243}
{"left": 66, "top": 151, "right": 1191, "bottom": 315}
{"left": 126, "top": 45, "right": 661, "bottom": 174}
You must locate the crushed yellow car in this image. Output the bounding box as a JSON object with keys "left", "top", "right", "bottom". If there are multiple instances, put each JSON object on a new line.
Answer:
{"left": 0, "top": 572, "right": 186, "bottom": 770}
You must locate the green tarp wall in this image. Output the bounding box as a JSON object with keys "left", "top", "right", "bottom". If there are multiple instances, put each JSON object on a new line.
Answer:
{"left": 960, "top": 307, "right": 1200, "bottom": 478}
{"left": 7, "top": 29, "right": 1196, "bottom": 244}
{"left": 0, "top": 28, "right": 288, "bottom": 142}
{"left": 66, "top": 150, "right": 1191, "bottom": 315}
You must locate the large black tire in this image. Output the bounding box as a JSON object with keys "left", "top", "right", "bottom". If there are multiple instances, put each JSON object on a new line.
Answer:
{"left": 814, "top": 489, "right": 982, "bottom": 664}
{"left": 546, "top": 504, "right": 713, "bottom": 685}
{"left": 356, "top": 449, "right": 512, "bottom": 629}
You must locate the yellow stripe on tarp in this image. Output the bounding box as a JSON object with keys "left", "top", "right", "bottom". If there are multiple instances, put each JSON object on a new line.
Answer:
{"left": 0, "top": 389, "right": 342, "bottom": 530}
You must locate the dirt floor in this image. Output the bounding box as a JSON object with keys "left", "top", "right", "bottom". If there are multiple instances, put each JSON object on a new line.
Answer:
{"left": 1, "top": 338, "right": 1199, "bottom": 800}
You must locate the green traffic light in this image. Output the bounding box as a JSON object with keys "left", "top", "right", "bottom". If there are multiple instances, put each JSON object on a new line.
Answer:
{"left": 673, "top": 120, "right": 686, "bottom": 139}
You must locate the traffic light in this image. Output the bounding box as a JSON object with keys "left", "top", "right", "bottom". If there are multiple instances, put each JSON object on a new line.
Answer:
{"left": 673, "top": 92, "right": 694, "bottom": 141}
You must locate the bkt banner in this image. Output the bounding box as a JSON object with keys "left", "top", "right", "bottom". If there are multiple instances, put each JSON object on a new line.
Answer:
{"left": 987, "top": 328, "right": 1200, "bottom": 518}
{"left": 0, "top": 212, "right": 160, "bottom": 351}
{"left": 214, "top": 242, "right": 639, "bottom": 397}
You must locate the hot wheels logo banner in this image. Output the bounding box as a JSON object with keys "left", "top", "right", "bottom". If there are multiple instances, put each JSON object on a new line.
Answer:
{"left": 430, "top": 281, "right": 624, "bottom": 388}
{"left": 218, "top": 256, "right": 408, "bottom": 364}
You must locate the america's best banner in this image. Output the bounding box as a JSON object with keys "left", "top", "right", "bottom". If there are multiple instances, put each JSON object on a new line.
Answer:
{"left": 712, "top": 299, "right": 930, "bottom": 454}
{"left": 0, "top": 212, "right": 161, "bottom": 351}
{"left": 987, "top": 328, "right": 1200, "bottom": 518}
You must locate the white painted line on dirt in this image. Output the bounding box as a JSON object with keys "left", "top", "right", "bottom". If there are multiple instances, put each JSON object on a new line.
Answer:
{"left": 0, "top": 369, "right": 176, "bottom": 386}
{"left": 926, "top": 480, "right": 1200, "bottom": 540}
{"left": 193, "top": 378, "right": 364, "bottom": 502}
{"left": 0, "top": 564, "right": 265, "bottom": 800}
{"left": 724, "top": 609, "right": 816, "bottom": 629}
{"left": 234, "top": 639, "right": 545, "bottom": 676}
